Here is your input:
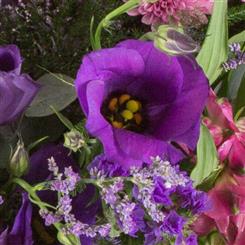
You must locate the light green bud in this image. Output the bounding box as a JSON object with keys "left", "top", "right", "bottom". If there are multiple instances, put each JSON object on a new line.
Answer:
{"left": 64, "top": 130, "right": 85, "bottom": 152}
{"left": 9, "top": 141, "right": 29, "bottom": 177}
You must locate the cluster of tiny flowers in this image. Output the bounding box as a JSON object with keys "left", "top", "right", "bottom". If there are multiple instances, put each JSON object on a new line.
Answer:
{"left": 40, "top": 157, "right": 111, "bottom": 239}
{"left": 100, "top": 179, "right": 140, "bottom": 235}
{"left": 115, "top": 196, "right": 137, "bottom": 234}
{"left": 130, "top": 156, "right": 190, "bottom": 222}
{"left": 92, "top": 156, "right": 208, "bottom": 243}
{"left": 223, "top": 43, "right": 245, "bottom": 71}
{"left": 48, "top": 157, "right": 80, "bottom": 194}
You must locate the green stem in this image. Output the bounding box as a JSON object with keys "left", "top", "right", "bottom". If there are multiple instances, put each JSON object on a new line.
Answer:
{"left": 93, "top": 0, "right": 139, "bottom": 50}
{"left": 12, "top": 178, "right": 56, "bottom": 210}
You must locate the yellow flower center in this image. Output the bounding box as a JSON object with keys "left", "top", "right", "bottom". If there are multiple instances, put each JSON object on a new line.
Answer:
{"left": 102, "top": 93, "right": 145, "bottom": 132}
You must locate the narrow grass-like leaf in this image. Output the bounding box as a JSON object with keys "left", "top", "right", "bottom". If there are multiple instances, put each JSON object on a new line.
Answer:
{"left": 196, "top": 0, "right": 228, "bottom": 84}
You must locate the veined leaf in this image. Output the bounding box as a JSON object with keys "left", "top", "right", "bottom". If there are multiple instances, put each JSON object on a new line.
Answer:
{"left": 197, "top": 0, "right": 228, "bottom": 84}
{"left": 26, "top": 73, "right": 76, "bottom": 117}
{"left": 191, "top": 124, "right": 219, "bottom": 186}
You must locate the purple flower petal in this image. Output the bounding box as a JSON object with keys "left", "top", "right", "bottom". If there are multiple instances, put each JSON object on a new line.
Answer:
{"left": 0, "top": 45, "right": 22, "bottom": 74}
{"left": 0, "top": 193, "right": 33, "bottom": 245}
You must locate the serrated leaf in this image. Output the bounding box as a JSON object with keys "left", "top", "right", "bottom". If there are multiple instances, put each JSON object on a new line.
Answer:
{"left": 25, "top": 73, "right": 76, "bottom": 117}
{"left": 196, "top": 0, "right": 228, "bottom": 84}
{"left": 191, "top": 124, "right": 219, "bottom": 186}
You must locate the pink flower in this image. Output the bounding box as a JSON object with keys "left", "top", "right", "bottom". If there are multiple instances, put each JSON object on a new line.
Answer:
{"left": 127, "top": 0, "right": 213, "bottom": 26}
{"left": 204, "top": 90, "right": 245, "bottom": 173}
{"left": 194, "top": 171, "right": 245, "bottom": 245}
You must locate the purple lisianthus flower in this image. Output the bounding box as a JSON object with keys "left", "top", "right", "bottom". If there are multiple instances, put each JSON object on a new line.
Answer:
{"left": 75, "top": 40, "right": 209, "bottom": 168}
{"left": 0, "top": 193, "right": 33, "bottom": 245}
{"left": 0, "top": 45, "right": 39, "bottom": 125}
{"left": 25, "top": 144, "right": 100, "bottom": 244}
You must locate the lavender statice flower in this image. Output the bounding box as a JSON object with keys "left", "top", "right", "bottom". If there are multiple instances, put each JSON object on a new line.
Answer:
{"left": 223, "top": 43, "right": 245, "bottom": 72}
{"left": 102, "top": 178, "right": 124, "bottom": 206}
{"left": 47, "top": 157, "right": 80, "bottom": 194}
{"left": 40, "top": 157, "right": 111, "bottom": 240}
{"left": 39, "top": 209, "right": 62, "bottom": 226}
{"left": 92, "top": 155, "right": 208, "bottom": 244}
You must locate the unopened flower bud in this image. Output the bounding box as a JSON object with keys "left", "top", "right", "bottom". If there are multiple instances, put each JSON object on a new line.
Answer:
{"left": 154, "top": 25, "right": 199, "bottom": 56}
{"left": 64, "top": 130, "right": 85, "bottom": 152}
{"left": 9, "top": 141, "right": 29, "bottom": 177}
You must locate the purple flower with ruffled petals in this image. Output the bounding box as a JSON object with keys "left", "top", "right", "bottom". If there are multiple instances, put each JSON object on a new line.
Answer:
{"left": 0, "top": 45, "right": 39, "bottom": 125}
{"left": 161, "top": 211, "right": 185, "bottom": 235}
{"left": 0, "top": 193, "right": 33, "bottom": 245}
{"left": 75, "top": 40, "right": 209, "bottom": 168}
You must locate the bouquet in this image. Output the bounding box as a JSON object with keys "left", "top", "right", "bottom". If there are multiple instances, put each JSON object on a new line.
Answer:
{"left": 0, "top": 0, "right": 244, "bottom": 244}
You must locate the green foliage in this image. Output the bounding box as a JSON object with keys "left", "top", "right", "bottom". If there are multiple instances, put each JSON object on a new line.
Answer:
{"left": 191, "top": 124, "right": 219, "bottom": 186}
{"left": 234, "top": 65, "right": 245, "bottom": 115}
{"left": 229, "top": 30, "right": 245, "bottom": 44}
{"left": 25, "top": 73, "right": 76, "bottom": 117}
{"left": 228, "top": 4, "right": 245, "bottom": 26}
{"left": 196, "top": 0, "right": 228, "bottom": 84}
{"left": 0, "top": 0, "right": 146, "bottom": 78}
{"left": 228, "top": 64, "right": 245, "bottom": 109}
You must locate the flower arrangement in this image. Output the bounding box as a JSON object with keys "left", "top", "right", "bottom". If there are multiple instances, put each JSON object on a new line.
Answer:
{"left": 0, "top": 0, "right": 245, "bottom": 245}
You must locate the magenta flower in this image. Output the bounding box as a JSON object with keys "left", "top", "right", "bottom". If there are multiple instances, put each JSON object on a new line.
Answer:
{"left": 127, "top": 0, "right": 213, "bottom": 26}
{"left": 194, "top": 171, "right": 245, "bottom": 245}
{"left": 0, "top": 45, "right": 39, "bottom": 125}
{"left": 75, "top": 40, "right": 209, "bottom": 168}
{"left": 204, "top": 90, "right": 245, "bottom": 173}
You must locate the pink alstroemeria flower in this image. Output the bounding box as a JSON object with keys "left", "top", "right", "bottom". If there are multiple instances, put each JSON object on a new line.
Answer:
{"left": 194, "top": 171, "right": 245, "bottom": 245}
{"left": 203, "top": 90, "right": 245, "bottom": 173}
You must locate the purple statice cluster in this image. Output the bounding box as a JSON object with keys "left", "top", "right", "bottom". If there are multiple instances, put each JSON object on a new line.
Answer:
{"left": 223, "top": 43, "right": 245, "bottom": 71}
{"left": 39, "top": 157, "right": 111, "bottom": 239}
{"left": 90, "top": 156, "right": 208, "bottom": 244}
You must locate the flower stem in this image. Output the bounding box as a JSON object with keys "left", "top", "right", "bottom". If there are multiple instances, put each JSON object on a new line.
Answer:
{"left": 93, "top": 0, "right": 139, "bottom": 50}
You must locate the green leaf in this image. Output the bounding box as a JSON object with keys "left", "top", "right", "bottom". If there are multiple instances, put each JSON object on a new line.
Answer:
{"left": 27, "top": 136, "right": 49, "bottom": 152}
{"left": 50, "top": 106, "right": 74, "bottom": 130}
{"left": 197, "top": 166, "right": 223, "bottom": 192}
{"left": 234, "top": 65, "right": 245, "bottom": 114}
{"left": 229, "top": 30, "right": 245, "bottom": 44}
{"left": 228, "top": 64, "right": 245, "bottom": 103}
{"left": 25, "top": 73, "right": 76, "bottom": 117}
{"left": 191, "top": 124, "right": 219, "bottom": 186}
{"left": 57, "top": 231, "right": 81, "bottom": 245}
{"left": 196, "top": 0, "right": 228, "bottom": 84}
